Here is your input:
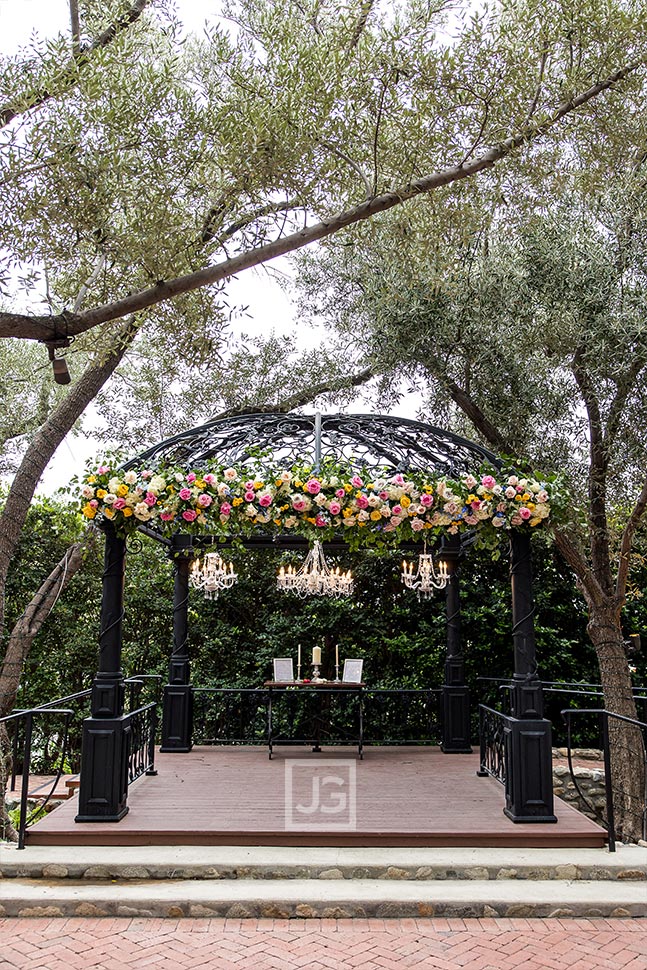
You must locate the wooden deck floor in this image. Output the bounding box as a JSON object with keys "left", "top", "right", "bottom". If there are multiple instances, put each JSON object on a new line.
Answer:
{"left": 27, "top": 746, "right": 606, "bottom": 848}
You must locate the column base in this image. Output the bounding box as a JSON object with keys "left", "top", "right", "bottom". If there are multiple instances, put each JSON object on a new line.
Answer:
{"left": 441, "top": 685, "right": 472, "bottom": 753}
{"left": 160, "top": 684, "right": 194, "bottom": 752}
{"left": 75, "top": 715, "right": 130, "bottom": 822}
{"left": 503, "top": 716, "right": 557, "bottom": 822}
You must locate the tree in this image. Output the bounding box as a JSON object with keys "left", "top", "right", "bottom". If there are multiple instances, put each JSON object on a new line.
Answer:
{"left": 293, "top": 180, "right": 647, "bottom": 838}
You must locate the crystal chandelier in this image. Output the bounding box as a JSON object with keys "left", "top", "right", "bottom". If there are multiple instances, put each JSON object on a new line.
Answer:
{"left": 189, "top": 552, "right": 238, "bottom": 600}
{"left": 401, "top": 543, "right": 449, "bottom": 599}
{"left": 277, "top": 541, "right": 354, "bottom": 598}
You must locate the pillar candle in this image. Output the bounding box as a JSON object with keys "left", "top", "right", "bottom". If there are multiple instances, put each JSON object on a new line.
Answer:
{"left": 297, "top": 643, "right": 301, "bottom": 667}
{"left": 336, "top": 643, "right": 339, "bottom": 666}
{"left": 312, "top": 646, "right": 321, "bottom": 664}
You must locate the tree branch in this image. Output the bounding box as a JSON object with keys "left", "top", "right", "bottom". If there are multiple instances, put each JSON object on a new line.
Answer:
{"left": 202, "top": 199, "right": 300, "bottom": 245}
{"left": 1, "top": 57, "right": 643, "bottom": 342}
{"left": 0, "top": 0, "right": 153, "bottom": 129}
{"left": 348, "top": 0, "right": 376, "bottom": 51}
{"left": 615, "top": 468, "right": 647, "bottom": 603}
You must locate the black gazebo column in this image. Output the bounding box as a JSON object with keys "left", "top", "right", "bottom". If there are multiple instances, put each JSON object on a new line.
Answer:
{"left": 504, "top": 531, "right": 557, "bottom": 822}
{"left": 160, "top": 534, "right": 194, "bottom": 752}
{"left": 76, "top": 524, "right": 129, "bottom": 822}
{"left": 441, "top": 538, "right": 471, "bottom": 753}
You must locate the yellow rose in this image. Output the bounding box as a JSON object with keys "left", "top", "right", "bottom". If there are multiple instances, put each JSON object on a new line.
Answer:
{"left": 527, "top": 501, "right": 536, "bottom": 511}
{"left": 233, "top": 497, "right": 244, "bottom": 507}
{"left": 514, "top": 494, "right": 523, "bottom": 502}
{"left": 358, "top": 521, "right": 366, "bottom": 527}
{"left": 467, "top": 494, "right": 477, "bottom": 504}
{"left": 344, "top": 484, "right": 353, "bottom": 493}
{"left": 96, "top": 488, "right": 107, "bottom": 499}
{"left": 530, "top": 517, "right": 541, "bottom": 527}
{"left": 254, "top": 481, "right": 264, "bottom": 489}
{"left": 274, "top": 518, "right": 281, "bottom": 526}
{"left": 82, "top": 504, "right": 96, "bottom": 519}
{"left": 370, "top": 510, "right": 382, "bottom": 521}
{"left": 87, "top": 475, "right": 97, "bottom": 484}
{"left": 103, "top": 507, "right": 115, "bottom": 519}
{"left": 275, "top": 479, "right": 283, "bottom": 487}
{"left": 122, "top": 507, "right": 133, "bottom": 517}
{"left": 401, "top": 495, "right": 411, "bottom": 508}
{"left": 522, "top": 492, "right": 531, "bottom": 502}
{"left": 116, "top": 484, "right": 129, "bottom": 497}
{"left": 294, "top": 479, "right": 303, "bottom": 488}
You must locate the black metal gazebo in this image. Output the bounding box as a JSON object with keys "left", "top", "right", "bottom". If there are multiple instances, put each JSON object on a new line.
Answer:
{"left": 75, "top": 413, "right": 556, "bottom": 827}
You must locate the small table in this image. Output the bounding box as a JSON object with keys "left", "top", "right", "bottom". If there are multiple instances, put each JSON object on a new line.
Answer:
{"left": 264, "top": 681, "right": 365, "bottom": 760}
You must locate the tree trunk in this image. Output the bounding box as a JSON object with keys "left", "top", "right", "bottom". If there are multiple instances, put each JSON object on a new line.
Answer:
{"left": 587, "top": 598, "right": 646, "bottom": 843}
{"left": 0, "top": 723, "right": 16, "bottom": 842}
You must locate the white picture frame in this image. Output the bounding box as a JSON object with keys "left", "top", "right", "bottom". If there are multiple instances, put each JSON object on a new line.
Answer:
{"left": 342, "top": 659, "right": 363, "bottom": 684}
{"left": 273, "top": 658, "right": 294, "bottom": 682}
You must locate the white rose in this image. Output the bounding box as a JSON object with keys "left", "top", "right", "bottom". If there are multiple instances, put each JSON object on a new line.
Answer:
{"left": 108, "top": 477, "right": 120, "bottom": 493}
{"left": 104, "top": 493, "right": 117, "bottom": 505}
{"left": 314, "top": 493, "right": 327, "bottom": 506}
{"left": 124, "top": 470, "right": 138, "bottom": 485}
{"left": 82, "top": 485, "right": 95, "bottom": 499}
{"left": 224, "top": 467, "right": 238, "bottom": 481}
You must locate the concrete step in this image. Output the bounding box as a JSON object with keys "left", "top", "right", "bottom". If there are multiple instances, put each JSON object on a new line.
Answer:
{"left": 1, "top": 843, "right": 646, "bottom": 883}
{"left": 1, "top": 875, "right": 645, "bottom": 919}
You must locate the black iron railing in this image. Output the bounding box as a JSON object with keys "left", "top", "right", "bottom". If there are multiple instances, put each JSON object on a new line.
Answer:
{"left": 562, "top": 708, "right": 647, "bottom": 851}
{"left": 2, "top": 674, "right": 161, "bottom": 849}
{"left": 477, "top": 704, "right": 510, "bottom": 785}
{"left": 192, "top": 687, "right": 442, "bottom": 746}
{"left": 127, "top": 702, "right": 158, "bottom": 784}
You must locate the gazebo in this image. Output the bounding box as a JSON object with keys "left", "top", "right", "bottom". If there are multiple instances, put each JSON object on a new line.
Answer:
{"left": 74, "top": 412, "right": 556, "bottom": 830}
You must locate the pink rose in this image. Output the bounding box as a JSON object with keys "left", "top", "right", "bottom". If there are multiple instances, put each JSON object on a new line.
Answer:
{"left": 481, "top": 475, "right": 496, "bottom": 489}
{"left": 144, "top": 492, "right": 157, "bottom": 507}
{"left": 182, "top": 509, "right": 197, "bottom": 522}
{"left": 411, "top": 518, "right": 425, "bottom": 531}
{"left": 141, "top": 469, "right": 152, "bottom": 480}
{"left": 220, "top": 502, "right": 231, "bottom": 516}
{"left": 470, "top": 500, "right": 481, "bottom": 511}
{"left": 508, "top": 476, "right": 519, "bottom": 486}
{"left": 97, "top": 465, "right": 109, "bottom": 475}
{"left": 496, "top": 502, "right": 507, "bottom": 512}
{"left": 187, "top": 473, "right": 197, "bottom": 484}
{"left": 492, "top": 516, "right": 505, "bottom": 528}
{"left": 336, "top": 488, "right": 346, "bottom": 498}
{"left": 420, "top": 493, "right": 433, "bottom": 507}
{"left": 259, "top": 494, "right": 272, "bottom": 507}
{"left": 356, "top": 495, "right": 369, "bottom": 509}
{"left": 464, "top": 474, "right": 477, "bottom": 489}
{"left": 465, "top": 514, "right": 478, "bottom": 525}
{"left": 244, "top": 490, "right": 255, "bottom": 502}
{"left": 505, "top": 487, "right": 516, "bottom": 499}
{"left": 329, "top": 501, "right": 341, "bottom": 515}
{"left": 379, "top": 490, "right": 389, "bottom": 500}
{"left": 315, "top": 514, "right": 327, "bottom": 527}
{"left": 179, "top": 487, "right": 192, "bottom": 500}
{"left": 293, "top": 497, "right": 307, "bottom": 512}
{"left": 519, "top": 507, "right": 532, "bottom": 520}
{"left": 305, "top": 479, "right": 321, "bottom": 495}
{"left": 392, "top": 474, "right": 405, "bottom": 485}
{"left": 392, "top": 505, "right": 402, "bottom": 516}
{"left": 351, "top": 475, "right": 363, "bottom": 488}
{"left": 160, "top": 511, "right": 174, "bottom": 521}
{"left": 203, "top": 473, "right": 216, "bottom": 485}
{"left": 113, "top": 498, "right": 126, "bottom": 510}
{"left": 197, "top": 493, "right": 213, "bottom": 508}
{"left": 391, "top": 516, "right": 403, "bottom": 526}
{"left": 244, "top": 481, "right": 255, "bottom": 490}
{"left": 511, "top": 513, "right": 523, "bottom": 526}
{"left": 89, "top": 499, "right": 99, "bottom": 508}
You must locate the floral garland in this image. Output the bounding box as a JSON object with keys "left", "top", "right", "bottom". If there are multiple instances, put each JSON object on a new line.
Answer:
{"left": 76, "top": 459, "right": 556, "bottom": 551}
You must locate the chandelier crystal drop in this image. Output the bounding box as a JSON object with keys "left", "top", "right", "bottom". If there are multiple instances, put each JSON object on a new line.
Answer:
{"left": 401, "top": 543, "right": 449, "bottom": 599}
{"left": 277, "top": 541, "right": 354, "bottom": 598}
{"left": 189, "top": 552, "right": 238, "bottom": 600}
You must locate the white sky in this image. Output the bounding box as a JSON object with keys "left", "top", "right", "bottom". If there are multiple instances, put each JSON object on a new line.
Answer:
{"left": 0, "top": 0, "right": 422, "bottom": 492}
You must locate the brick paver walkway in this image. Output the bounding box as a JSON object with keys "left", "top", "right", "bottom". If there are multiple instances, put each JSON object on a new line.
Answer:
{"left": 0, "top": 918, "right": 646, "bottom": 969}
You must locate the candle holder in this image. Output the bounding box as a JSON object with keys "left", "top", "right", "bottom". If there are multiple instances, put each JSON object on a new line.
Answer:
{"left": 334, "top": 662, "right": 340, "bottom": 683}
{"left": 296, "top": 661, "right": 302, "bottom": 682}
{"left": 311, "top": 664, "right": 322, "bottom": 682}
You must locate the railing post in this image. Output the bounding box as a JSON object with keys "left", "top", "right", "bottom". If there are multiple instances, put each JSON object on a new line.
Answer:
{"left": 504, "top": 531, "right": 556, "bottom": 822}
{"left": 17, "top": 712, "right": 33, "bottom": 850}
{"left": 441, "top": 537, "right": 471, "bottom": 752}
{"left": 161, "top": 534, "right": 194, "bottom": 752}
{"left": 76, "top": 523, "right": 130, "bottom": 822}
{"left": 600, "top": 711, "right": 616, "bottom": 852}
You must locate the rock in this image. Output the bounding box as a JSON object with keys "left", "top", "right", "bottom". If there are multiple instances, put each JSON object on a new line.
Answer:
{"left": 166, "top": 905, "right": 185, "bottom": 918}
{"left": 121, "top": 866, "right": 150, "bottom": 879}
{"left": 618, "top": 869, "right": 647, "bottom": 880}
{"left": 18, "top": 906, "right": 64, "bottom": 917}
{"left": 415, "top": 867, "right": 435, "bottom": 880}
{"left": 75, "top": 902, "right": 107, "bottom": 917}
{"left": 118, "top": 905, "right": 154, "bottom": 917}
{"left": 548, "top": 908, "right": 575, "bottom": 917}
{"left": 190, "top": 904, "right": 222, "bottom": 917}
{"left": 610, "top": 907, "right": 632, "bottom": 917}
{"left": 465, "top": 867, "right": 489, "bottom": 880}
{"left": 260, "top": 904, "right": 290, "bottom": 918}
{"left": 225, "top": 903, "right": 254, "bottom": 918}
{"left": 323, "top": 906, "right": 354, "bottom": 918}
{"left": 505, "top": 904, "right": 533, "bottom": 917}
{"left": 553, "top": 765, "right": 569, "bottom": 777}
{"left": 383, "top": 867, "right": 410, "bottom": 880}
{"left": 483, "top": 905, "right": 498, "bottom": 917}
{"left": 417, "top": 903, "right": 435, "bottom": 917}
{"left": 496, "top": 868, "right": 519, "bottom": 880}
{"left": 82, "top": 865, "right": 111, "bottom": 879}
{"left": 295, "top": 904, "right": 315, "bottom": 918}
{"left": 42, "top": 864, "right": 69, "bottom": 878}
{"left": 555, "top": 864, "right": 578, "bottom": 880}
{"left": 318, "top": 868, "right": 344, "bottom": 880}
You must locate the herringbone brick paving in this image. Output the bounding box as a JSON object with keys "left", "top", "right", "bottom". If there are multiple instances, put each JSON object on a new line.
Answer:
{"left": 0, "top": 919, "right": 645, "bottom": 970}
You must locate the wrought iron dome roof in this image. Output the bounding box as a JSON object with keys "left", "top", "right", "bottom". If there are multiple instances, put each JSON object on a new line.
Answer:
{"left": 123, "top": 412, "right": 499, "bottom": 476}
